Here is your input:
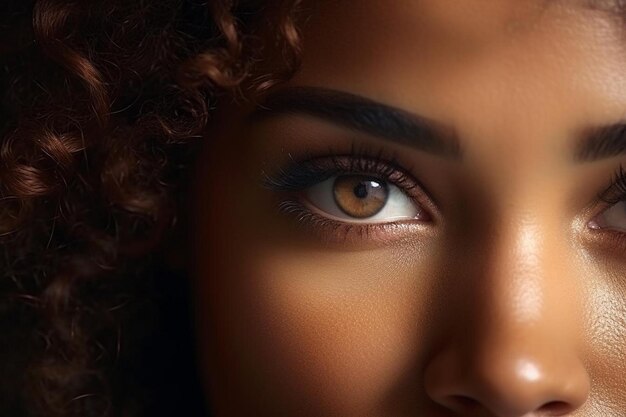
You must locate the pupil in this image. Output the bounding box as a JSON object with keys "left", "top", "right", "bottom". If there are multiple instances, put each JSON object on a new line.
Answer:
{"left": 353, "top": 183, "right": 369, "bottom": 199}
{"left": 353, "top": 180, "right": 382, "bottom": 199}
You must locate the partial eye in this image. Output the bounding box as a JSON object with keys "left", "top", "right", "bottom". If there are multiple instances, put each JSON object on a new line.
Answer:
{"left": 593, "top": 200, "right": 626, "bottom": 231}
{"left": 303, "top": 174, "right": 429, "bottom": 223}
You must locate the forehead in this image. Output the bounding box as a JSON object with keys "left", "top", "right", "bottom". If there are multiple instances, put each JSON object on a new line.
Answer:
{"left": 296, "top": 0, "right": 626, "bottom": 60}
{"left": 292, "top": 0, "right": 626, "bottom": 146}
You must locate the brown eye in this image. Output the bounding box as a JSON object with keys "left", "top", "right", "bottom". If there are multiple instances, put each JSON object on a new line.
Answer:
{"left": 333, "top": 175, "right": 389, "bottom": 218}
{"left": 303, "top": 174, "right": 423, "bottom": 224}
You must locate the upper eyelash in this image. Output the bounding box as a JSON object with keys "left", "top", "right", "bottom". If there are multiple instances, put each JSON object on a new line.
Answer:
{"left": 262, "top": 147, "right": 417, "bottom": 193}
{"left": 599, "top": 164, "right": 626, "bottom": 204}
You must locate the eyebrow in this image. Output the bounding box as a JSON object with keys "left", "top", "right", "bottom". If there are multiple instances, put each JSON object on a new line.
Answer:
{"left": 252, "top": 87, "right": 461, "bottom": 159}
{"left": 575, "top": 123, "right": 626, "bottom": 162}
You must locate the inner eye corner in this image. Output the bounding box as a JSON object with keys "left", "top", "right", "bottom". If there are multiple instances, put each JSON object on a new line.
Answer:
{"left": 589, "top": 199, "right": 626, "bottom": 232}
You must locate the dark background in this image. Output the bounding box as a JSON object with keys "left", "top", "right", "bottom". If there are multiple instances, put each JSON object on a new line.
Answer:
{"left": 129, "top": 265, "right": 210, "bottom": 417}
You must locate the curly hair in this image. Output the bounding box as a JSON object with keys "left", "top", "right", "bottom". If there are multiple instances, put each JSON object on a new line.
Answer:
{"left": 0, "top": 1, "right": 301, "bottom": 416}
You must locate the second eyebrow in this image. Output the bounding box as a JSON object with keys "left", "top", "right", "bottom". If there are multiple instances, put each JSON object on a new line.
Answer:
{"left": 253, "top": 87, "right": 461, "bottom": 159}
{"left": 576, "top": 123, "right": 626, "bottom": 162}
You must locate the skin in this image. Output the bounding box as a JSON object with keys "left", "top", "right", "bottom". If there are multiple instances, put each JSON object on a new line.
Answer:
{"left": 192, "top": 1, "right": 626, "bottom": 415}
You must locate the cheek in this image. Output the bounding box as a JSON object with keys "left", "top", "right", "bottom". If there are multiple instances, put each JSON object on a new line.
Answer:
{"left": 579, "top": 262, "right": 626, "bottom": 411}
{"left": 197, "top": 230, "right": 438, "bottom": 415}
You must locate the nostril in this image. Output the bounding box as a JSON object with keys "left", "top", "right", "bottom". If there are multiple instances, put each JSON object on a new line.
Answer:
{"left": 537, "top": 401, "right": 571, "bottom": 416}
{"left": 447, "top": 397, "right": 574, "bottom": 416}
{"left": 447, "top": 395, "right": 480, "bottom": 412}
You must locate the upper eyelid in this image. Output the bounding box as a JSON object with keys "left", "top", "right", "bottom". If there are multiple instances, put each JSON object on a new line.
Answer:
{"left": 263, "top": 153, "right": 443, "bottom": 223}
{"left": 597, "top": 164, "right": 626, "bottom": 204}
{"left": 262, "top": 155, "right": 419, "bottom": 193}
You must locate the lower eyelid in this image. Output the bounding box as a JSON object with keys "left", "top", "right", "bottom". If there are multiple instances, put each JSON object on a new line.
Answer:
{"left": 276, "top": 198, "right": 432, "bottom": 246}
{"left": 582, "top": 224, "right": 626, "bottom": 262}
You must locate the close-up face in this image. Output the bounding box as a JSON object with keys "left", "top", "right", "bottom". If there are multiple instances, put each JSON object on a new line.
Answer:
{"left": 193, "top": 1, "right": 626, "bottom": 416}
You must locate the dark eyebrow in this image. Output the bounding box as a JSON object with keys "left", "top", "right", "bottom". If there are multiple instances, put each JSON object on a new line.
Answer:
{"left": 575, "top": 123, "right": 626, "bottom": 162}
{"left": 252, "top": 87, "right": 461, "bottom": 159}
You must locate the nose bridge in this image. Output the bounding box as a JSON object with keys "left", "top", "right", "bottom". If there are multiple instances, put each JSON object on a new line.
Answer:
{"left": 460, "top": 208, "right": 577, "bottom": 381}
{"left": 461, "top": 133, "right": 579, "bottom": 342}
{"left": 483, "top": 214, "right": 547, "bottom": 326}
{"left": 477, "top": 207, "right": 567, "bottom": 335}
{"left": 472, "top": 210, "right": 580, "bottom": 384}
{"left": 424, "top": 198, "right": 590, "bottom": 416}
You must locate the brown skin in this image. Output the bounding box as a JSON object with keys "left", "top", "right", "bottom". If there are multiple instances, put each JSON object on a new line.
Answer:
{"left": 192, "top": 1, "right": 626, "bottom": 416}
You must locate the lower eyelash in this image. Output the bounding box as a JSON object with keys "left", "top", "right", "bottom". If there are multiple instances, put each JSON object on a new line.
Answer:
{"left": 277, "top": 199, "right": 426, "bottom": 245}
{"left": 278, "top": 199, "right": 367, "bottom": 240}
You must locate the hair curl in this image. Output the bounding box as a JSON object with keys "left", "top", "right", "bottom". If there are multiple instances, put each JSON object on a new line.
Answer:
{"left": 0, "top": 1, "right": 301, "bottom": 416}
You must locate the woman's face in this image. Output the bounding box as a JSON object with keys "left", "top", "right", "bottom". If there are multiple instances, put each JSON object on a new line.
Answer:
{"left": 192, "top": 1, "right": 626, "bottom": 415}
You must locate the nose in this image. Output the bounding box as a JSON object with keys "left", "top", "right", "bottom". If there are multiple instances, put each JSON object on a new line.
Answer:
{"left": 423, "top": 220, "right": 590, "bottom": 417}
{"left": 424, "top": 344, "right": 590, "bottom": 416}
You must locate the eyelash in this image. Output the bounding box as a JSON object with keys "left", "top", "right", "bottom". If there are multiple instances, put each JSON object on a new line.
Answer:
{"left": 263, "top": 147, "right": 434, "bottom": 243}
{"left": 585, "top": 164, "right": 626, "bottom": 251}
{"left": 599, "top": 164, "right": 626, "bottom": 205}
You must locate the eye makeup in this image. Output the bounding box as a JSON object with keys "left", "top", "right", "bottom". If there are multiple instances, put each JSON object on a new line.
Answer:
{"left": 597, "top": 164, "right": 626, "bottom": 205}
{"left": 262, "top": 146, "right": 439, "bottom": 244}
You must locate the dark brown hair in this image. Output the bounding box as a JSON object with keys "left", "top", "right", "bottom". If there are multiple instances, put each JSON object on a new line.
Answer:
{"left": 0, "top": 1, "right": 301, "bottom": 416}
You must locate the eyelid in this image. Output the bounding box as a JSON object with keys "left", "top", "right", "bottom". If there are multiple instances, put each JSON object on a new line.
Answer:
{"left": 597, "top": 164, "right": 626, "bottom": 205}
{"left": 263, "top": 148, "right": 444, "bottom": 246}
{"left": 264, "top": 143, "right": 437, "bottom": 196}
{"left": 582, "top": 165, "right": 626, "bottom": 254}
{"left": 276, "top": 198, "right": 434, "bottom": 247}
{"left": 263, "top": 153, "right": 441, "bottom": 221}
